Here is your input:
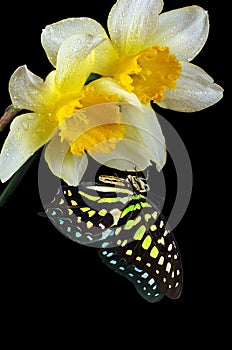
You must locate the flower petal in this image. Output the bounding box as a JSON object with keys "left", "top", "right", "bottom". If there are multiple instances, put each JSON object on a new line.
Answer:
{"left": 89, "top": 77, "right": 143, "bottom": 107}
{"left": 0, "top": 113, "right": 58, "bottom": 182}
{"left": 120, "top": 103, "right": 166, "bottom": 171}
{"left": 44, "top": 135, "right": 88, "bottom": 186}
{"left": 91, "top": 138, "right": 152, "bottom": 171}
{"left": 108, "top": 0, "right": 163, "bottom": 55}
{"left": 56, "top": 33, "right": 105, "bottom": 96}
{"left": 93, "top": 39, "right": 120, "bottom": 76}
{"left": 41, "top": 17, "right": 107, "bottom": 67}
{"left": 154, "top": 6, "right": 209, "bottom": 61}
{"left": 158, "top": 61, "right": 224, "bottom": 112}
{"left": 9, "top": 65, "right": 57, "bottom": 112}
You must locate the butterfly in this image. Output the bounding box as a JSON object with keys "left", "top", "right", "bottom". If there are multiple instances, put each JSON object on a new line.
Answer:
{"left": 41, "top": 172, "right": 183, "bottom": 303}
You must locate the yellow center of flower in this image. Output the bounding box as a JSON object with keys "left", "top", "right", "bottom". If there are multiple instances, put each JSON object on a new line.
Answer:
{"left": 57, "top": 86, "right": 125, "bottom": 157}
{"left": 114, "top": 45, "right": 182, "bottom": 104}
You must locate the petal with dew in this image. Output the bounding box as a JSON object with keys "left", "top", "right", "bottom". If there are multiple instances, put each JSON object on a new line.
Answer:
{"left": 0, "top": 113, "right": 58, "bottom": 183}
{"left": 89, "top": 77, "right": 143, "bottom": 107}
{"left": 153, "top": 6, "right": 209, "bottom": 61}
{"left": 44, "top": 135, "right": 88, "bottom": 186}
{"left": 108, "top": 0, "right": 163, "bottom": 55}
{"left": 93, "top": 39, "right": 120, "bottom": 76}
{"left": 158, "top": 61, "right": 224, "bottom": 112}
{"left": 41, "top": 17, "right": 108, "bottom": 67}
{"left": 9, "top": 66, "right": 58, "bottom": 113}
{"left": 56, "top": 33, "right": 105, "bottom": 96}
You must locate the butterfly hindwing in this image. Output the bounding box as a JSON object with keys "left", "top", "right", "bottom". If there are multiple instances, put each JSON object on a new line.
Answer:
{"left": 99, "top": 248, "right": 164, "bottom": 303}
{"left": 98, "top": 198, "right": 183, "bottom": 301}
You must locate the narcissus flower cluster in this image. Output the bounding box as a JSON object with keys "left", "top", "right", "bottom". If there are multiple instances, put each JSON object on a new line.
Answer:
{"left": 0, "top": 0, "right": 223, "bottom": 185}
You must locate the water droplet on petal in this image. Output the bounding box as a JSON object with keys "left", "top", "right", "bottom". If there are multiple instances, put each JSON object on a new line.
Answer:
{"left": 22, "top": 120, "right": 29, "bottom": 130}
{"left": 27, "top": 115, "right": 35, "bottom": 120}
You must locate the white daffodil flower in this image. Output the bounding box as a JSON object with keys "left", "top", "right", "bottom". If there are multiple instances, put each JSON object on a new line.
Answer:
{"left": 0, "top": 33, "right": 166, "bottom": 185}
{"left": 41, "top": 0, "right": 223, "bottom": 112}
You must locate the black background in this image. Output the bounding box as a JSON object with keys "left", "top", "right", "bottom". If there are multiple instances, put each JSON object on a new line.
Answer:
{"left": 0, "top": 0, "right": 227, "bottom": 343}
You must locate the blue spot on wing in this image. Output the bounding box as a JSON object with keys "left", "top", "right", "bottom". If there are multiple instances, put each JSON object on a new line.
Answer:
{"left": 98, "top": 248, "right": 164, "bottom": 303}
{"left": 44, "top": 208, "right": 117, "bottom": 247}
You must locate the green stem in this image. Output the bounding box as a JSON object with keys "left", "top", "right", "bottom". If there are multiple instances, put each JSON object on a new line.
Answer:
{"left": 0, "top": 151, "right": 39, "bottom": 207}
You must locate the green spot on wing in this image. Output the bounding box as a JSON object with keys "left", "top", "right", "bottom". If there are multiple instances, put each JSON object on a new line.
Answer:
{"left": 134, "top": 225, "right": 146, "bottom": 240}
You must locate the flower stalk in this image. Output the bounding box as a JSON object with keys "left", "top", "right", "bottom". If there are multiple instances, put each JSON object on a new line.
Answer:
{"left": 0, "top": 105, "right": 21, "bottom": 132}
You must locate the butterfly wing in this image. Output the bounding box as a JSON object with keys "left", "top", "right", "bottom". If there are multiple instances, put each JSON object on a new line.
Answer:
{"left": 99, "top": 248, "right": 164, "bottom": 303}
{"left": 42, "top": 182, "right": 134, "bottom": 247}
{"left": 41, "top": 181, "right": 183, "bottom": 302}
{"left": 98, "top": 197, "right": 183, "bottom": 301}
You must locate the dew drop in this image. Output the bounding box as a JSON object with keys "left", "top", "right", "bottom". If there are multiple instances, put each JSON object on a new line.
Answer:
{"left": 22, "top": 120, "right": 29, "bottom": 130}
{"left": 27, "top": 114, "right": 35, "bottom": 120}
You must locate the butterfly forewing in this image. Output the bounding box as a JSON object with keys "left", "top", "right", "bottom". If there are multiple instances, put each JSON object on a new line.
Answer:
{"left": 43, "top": 181, "right": 136, "bottom": 247}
